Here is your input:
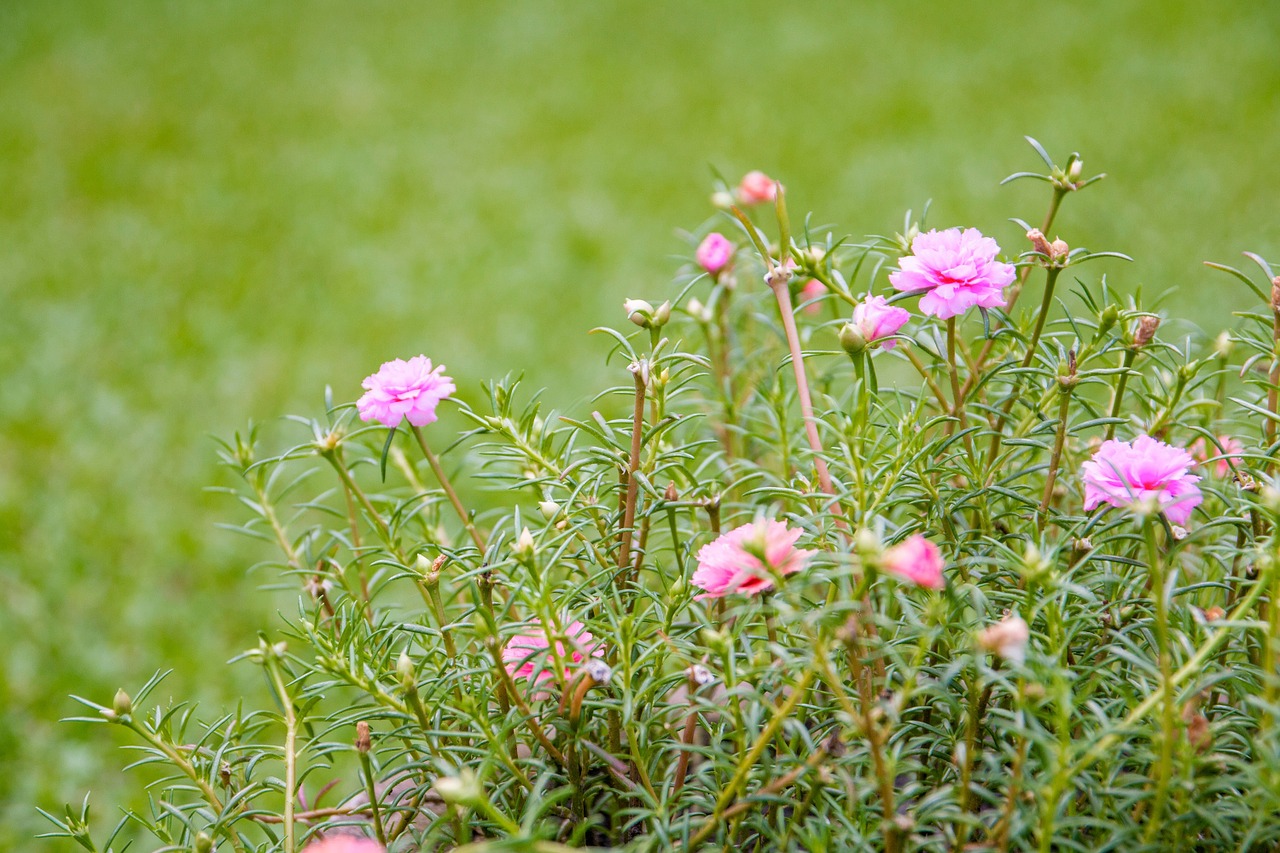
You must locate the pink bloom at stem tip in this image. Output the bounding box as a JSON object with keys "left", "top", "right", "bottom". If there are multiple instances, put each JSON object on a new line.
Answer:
{"left": 356, "top": 355, "right": 456, "bottom": 429}
{"left": 851, "top": 295, "right": 911, "bottom": 348}
{"left": 882, "top": 535, "right": 945, "bottom": 590}
{"left": 737, "top": 170, "right": 778, "bottom": 205}
{"left": 800, "top": 279, "right": 828, "bottom": 315}
{"left": 300, "top": 838, "right": 385, "bottom": 853}
{"left": 503, "top": 619, "right": 602, "bottom": 686}
{"left": 691, "top": 519, "right": 814, "bottom": 599}
{"left": 696, "top": 232, "right": 734, "bottom": 275}
{"left": 888, "top": 228, "right": 1014, "bottom": 320}
{"left": 1081, "top": 435, "right": 1203, "bottom": 525}
{"left": 1190, "top": 435, "right": 1244, "bottom": 478}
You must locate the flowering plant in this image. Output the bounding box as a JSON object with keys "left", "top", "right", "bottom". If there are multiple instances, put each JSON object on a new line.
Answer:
{"left": 46, "top": 141, "right": 1280, "bottom": 852}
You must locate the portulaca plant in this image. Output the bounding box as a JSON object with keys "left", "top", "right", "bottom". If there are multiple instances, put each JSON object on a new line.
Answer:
{"left": 44, "top": 139, "right": 1280, "bottom": 853}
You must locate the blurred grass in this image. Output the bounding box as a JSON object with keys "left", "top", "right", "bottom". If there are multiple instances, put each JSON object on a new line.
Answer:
{"left": 1, "top": 0, "right": 1277, "bottom": 846}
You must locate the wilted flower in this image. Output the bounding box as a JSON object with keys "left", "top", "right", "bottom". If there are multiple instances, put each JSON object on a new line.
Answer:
{"left": 1190, "top": 435, "right": 1244, "bottom": 478}
{"left": 889, "top": 228, "right": 1015, "bottom": 320}
{"left": 881, "top": 535, "right": 945, "bottom": 590}
{"left": 300, "top": 837, "right": 385, "bottom": 853}
{"left": 737, "top": 170, "right": 778, "bottom": 205}
{"left": 799, "top": 279, "right": 828, "bottom": 315}
{"left": 1081, "top": 435, "right": 1203, "bottom": 525}
{"left": 696, "top": 232, "right": 734, "bottom": 275}
{"left": 850, "top": 295, "right": 911, "bottom": 349}
{"left": 357, "top": 356, "right": 456, "bottom": 429}
{"left": 691, "top": 519, "right": 814, "bottom": 599}
{"left": 977, "top": 614, "right": 1030, "bottom": 663}
{"left": 503, "top": 619, "right": 602, "bottom": 686}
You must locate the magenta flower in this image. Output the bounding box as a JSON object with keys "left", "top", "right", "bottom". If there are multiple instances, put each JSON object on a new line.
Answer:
{"left": 1081, "top": 436, "right": 1203, "bottom": 525}
{"left": 1190, "top": 435, "right": 1245, "bottom": 478}
{"left": 889, "top": 228, "right": 1015, "bottom": 320}
{"left": 503, "top": 619, "right": 602, "bottom": 686}
{"left": 737, "top": 170, "right": 777, "bottom": 205}
{"left": 881, "top": 535, "right": 945, "bottom": 590}
{"left": 356, "top": 356, "right": 456, "bottom": 428}
{"left": 696, "top": 232, "right": 734, "bottom": 275}
{"left": 301, "top": 838, "right": 385, "bottom": 853}
{"left": 799, "top": 279, "right": 828, "bottom": 315}
{"left": 691, "top": 519, "right": 814, "bottom": 599}
{"left": 851, "top": 295, "right": 911, "bottom": 349}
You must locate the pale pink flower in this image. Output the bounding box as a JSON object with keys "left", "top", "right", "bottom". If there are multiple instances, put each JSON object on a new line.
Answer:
{"left": 696, "top": 232, "right": 734, "bottom": 275}
{"left": 691, "top": 519, "right": 814, "bottom": 599}
{"left": 737, "top": 170, "right": 778, "bottom": 205}
{"left": 301, "top": 837, "right": 385, "bottom": 853}
{"left": 851, "top": 295, "right": 911, "bottom": 349}
{"left": 799, "top": 279, "right": 828, "bottom": 315}
{"left": 977, "top": 614, "right": 1030, "bottom": 664}
{"left": 503, "top": 619, "right": 602, "bottom": 686}
{"left": 1190, "top": 435, "right": 1245, "bottom": 478}
{"left": 357, "top": 356, "right": 455, "bottom": 428}
{"left": 881, "top": 535, "right": 945, "bottom": 590}
{"left": 1081, "top": 435, "right": 1203, "bottom": 525}
{"left": 889, "top": 228, "right": 1015, "bottom": 320}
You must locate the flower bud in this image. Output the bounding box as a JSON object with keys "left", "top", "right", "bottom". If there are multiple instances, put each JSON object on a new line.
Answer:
{"left": 435, "top": 769, "right": 482, "bottom": 807}
{"left": 1096, "top": 304, "right": 1120, "bottom": 338}
{"left": 1026, "top": 228, "right": 1052, "bottom": 258}
{"left": 113, "top": 688, "right": 133, "bottom": 718}
{"left": 538, "top": 500, "right": 561, "bottom": 520}
{"left": 624, "top": 298, "right": 655, "bottom": 328}
{"left": 710, "top": 190, "right": 734, "bottom": 210}
{"left": 1213, "top": 330, "right": 1233, "bottom": 359}
{"left": 1133, "top": 315, "right": 1160, "bottom": 348}
{"left": 977, "top": 615, "right": 1030, "bottom": 664}
{"left": 514, "top": 526, "right": 535, "bottom": 559}
{"left": 1067, "top": 158, "right": 1084, "bottom": 182}
{"left": 194, "top": 832, "right": 214, "bottom": 853}
{"left": 1049, "top": 238, "right": 1069, "bottom": 261}
{"left": 583, "top": 659, "right": 613, "bottom": 686}
{"left": 397, "top": 651, "right": 415, "bottom": 688}
{"left": 686, "top": 298, "right": 713, "bottom": 324}
{"left": 687, "top": 664, "right": 714, "bottom": 688}
{"left": 652, "top": 300, "right": 672, "bottom": 327}
{"left": 838, "top": 323, "right": 867, "bottom": 356}
{"left": 664, "top": 482, "right": 679, "bottom": 502}
{"left": 1272, "top": 276, "right": 1280, "bottom": 312}
{"left": 355, "top": 720, "right": 372, "bottom": 753}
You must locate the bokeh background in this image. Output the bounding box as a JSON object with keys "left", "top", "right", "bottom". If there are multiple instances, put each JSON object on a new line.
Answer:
{"left": 2, "top": 0, "right": 1278, "bottom": 846}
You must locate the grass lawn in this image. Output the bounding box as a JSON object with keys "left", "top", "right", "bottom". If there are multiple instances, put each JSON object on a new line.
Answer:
{"left": 1, "top": 0, "right": 1277, "bottom": 846}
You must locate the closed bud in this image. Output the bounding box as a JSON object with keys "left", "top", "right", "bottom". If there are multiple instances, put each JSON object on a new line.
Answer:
{"left": 1096, "top": 304, "right": 1120, "bottom": 337}
{"left": 355, "top": 720, "right": 372, "bottom": 753}
{"left": 1213, "top": 330, "right": 1234, "bottom": 359}
{"left": 1133, "top": 315, "right": 1160, "bottom": 348}
{"left": 1272, "top": 276, "right": 1280, "bottom": 312}
{"left": 665, "top": 482, "right": 679, "bottom": 502}
{"left": 838, "top": 323, "right": 867, "bottom": 356}
{"left": 652, "top": 300, "right": 672, "bottom": 327}
{"left": 977, "top": 615, "right": 1030, "bottom": 664}
{"left": 1049, "top": 238, "right": 1069, "bottom": 261}
{"left": 624, "top": 298, "right": 655, "bottom": 328}
{"left": 514, "top": 526, "right": 535, "bottom": 558}
{"left": 1067, "top": 158, "right": 1084, "bottom": 182}
{"left": 686, "top": 297, "right": 713, "bottom": 324}
{"left": 397, "top": 651, "right": 415, "bottom": 688}
{"left": 194, "top": 832, "right": 214, "bottom": 853}
{"left": 538, "top": 500, "right": 561, "bottom": 520}
{"left": 435, "top": 769, "right": 483, "bottom": 807}
{"left": 113, "top": 688, "right": 133, "bottom": 718}
{"left": 710, "top": 190, "right": 734, "bottom": 210}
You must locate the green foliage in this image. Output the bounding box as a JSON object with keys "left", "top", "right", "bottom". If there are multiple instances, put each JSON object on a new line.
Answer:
{"left": 45, "top": 141, "right": 1280, "bottom": 850}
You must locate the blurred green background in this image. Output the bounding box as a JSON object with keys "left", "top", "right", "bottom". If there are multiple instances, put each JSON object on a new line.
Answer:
{"left": 2, "top": 0, "right": 1278, "bottom": 846}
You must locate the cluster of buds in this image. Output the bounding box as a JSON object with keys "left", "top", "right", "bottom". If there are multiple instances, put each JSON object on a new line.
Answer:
{"left": 1050, "top": 155, "right": 1087, "bottom": 192}
{"left": 1026, "top": 228, "right": 1070, "bottom": 266}
{"left": 624, "top": 298, "right": 671, "bottom": 329}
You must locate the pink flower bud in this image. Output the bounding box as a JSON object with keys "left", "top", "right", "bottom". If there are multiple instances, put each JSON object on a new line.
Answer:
{"left": 851, "top": 295, "right": 911, "bottom": 349}
{"left": 696, "top": 232, "right": 734, "bottom": 275}
{"left": 799, "top": 279, "right": 828, "bottom": 315}
{"left": 737, "top": 170, "right": 778, "bottom": 205}
{"left": 977, "top": 615, "right": 1030, "bottom": 663}
{"left": 881, "top": 535, "right": 945, "bottom": 590}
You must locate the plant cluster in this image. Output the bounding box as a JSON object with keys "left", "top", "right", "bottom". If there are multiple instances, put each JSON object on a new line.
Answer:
{"left": 44, "top": 140, "right": 1280, "bottom": 852}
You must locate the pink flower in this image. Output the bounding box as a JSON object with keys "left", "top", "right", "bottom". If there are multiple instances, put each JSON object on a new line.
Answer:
{"left": 881, "top": 535, "right": 945, "bottom": 590}
{"left": 889, "top": 228, "right": 1015, "bottom": 320}
{"left": 737, "top": 170, "right": 778, "bottom": 205}
{"left": 503, "top": 619, "right": 602, "bottom": 686}
{"left": 1081, "top": 435, "right": 1203, "bottom": 525}
{"left": 696, "top": 232, "right": 734, "bottom": 275}
{"left": 691, "top": 519, "right": 814, "bottom": 599}
{"left": 301, "top": 837, "right": 385, "bottom": 853}
{"left": 1190, "top": 435, "right": 1244, "bottom": 478}
{"left": 799, "top": 279, "right": 828, "bottom": 315}
{"left": 356, "top": 356, "right": 456, "bottom": 428}
{"left": 851, "top": 295, "right": 911, "bottom": 348}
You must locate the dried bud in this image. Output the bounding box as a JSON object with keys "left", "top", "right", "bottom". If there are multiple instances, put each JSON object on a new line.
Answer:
{"left": 624, "top": 298, "right": 655, "bottom": 327}
{"left": 838, "top": 322, "right": 867, "bottom": 356}
{"left": 686, "top": 664, "right": 714, "bottom": 688}
{"left": 1049, "top": 238, "right": 1070, "bottom": 261}
{"left": 355, "top": 721, "right": 372, "bottom": 754}
{"left": 977, "top": 615, "right": 1031, "bottom": 664}
{"left": 1203, "top": 606, "right": 1225, "bottom": 622}
{"left": 1182, "top": 702, "right": 1212, "bottom": 753}
{"left": 1133, "top": 315, "right": 1160, "bottom": 348}
{"left": 1271, "top": 276, "right": 1280, "bottom": 311}
{"left": 1026, "top": 228, "right": 1053, "bottom": 257}
{"left": 113, "top": 688, "right": 133, "bottom": 718}
{"left": 1170, "top": 525, "right": 1188, "bottom": 541}
{"left": 583, "top": 659, "right": 613, "bottom": 686}
{"left": 664, "top": 482, "right": 680, "bottom": 502}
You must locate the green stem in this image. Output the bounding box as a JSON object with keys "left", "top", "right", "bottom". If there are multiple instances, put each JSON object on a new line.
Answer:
{"left": 1142, "top": 519, "right": 1174, "bottom": 843}
{"left": 410, "top": 426, "right": 487, "bottom": 553}
{"left": 1104, "top": 349, "right": 1138, "bottom": 441}
{"left": 265, "top": 656, "right": 298, "bottom": 853}
{"left": 358, "top": 749, "right": 388, "bottom": 847}
{"left": 1038, "top": 384, "right": 1074, "bottom": 533}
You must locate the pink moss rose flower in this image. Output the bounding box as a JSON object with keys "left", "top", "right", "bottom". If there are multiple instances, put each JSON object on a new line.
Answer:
{"left": 889, "top": 228, "right": 1015, "bottom": 320}
{"left": 356, "top": 356, "right": 456, "bottom": 428}
{"left": 503, "top": 619, "right": 602, "bottom": 686}
{"left": 851, "top": 295, "right": 911, "bottom": 348}
{"left": 1081, "top": 435, "right": 1203, "bottom": 525}
{"left": 799, "top": 279, "right": 828, "bottom": 315}
{"left": 1190, "top": 435, "right": 1244, "bottom": 478}
{"left": 737, "top": 170, "right": 777, "bottom": 205}
{"left": 696, "top": 232, "right": 734, "bottom": 275}
{"left": 881, "top": 535, "right": 945, "bottom": 590}
{"left": 691, "top": 519, "right": 814, "bottom": 599}
{"left": 301, "top": 838, "right": 385, "bottom": 853}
